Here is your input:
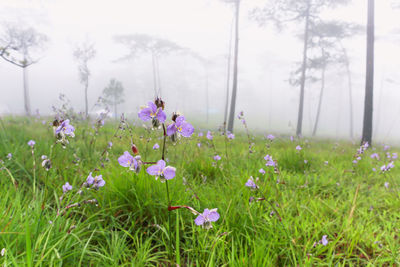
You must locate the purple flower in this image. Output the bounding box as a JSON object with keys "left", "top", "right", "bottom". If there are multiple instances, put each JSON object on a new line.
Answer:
{"left": 86, "top": 173, "right": 105, "bottom": 189}
{"left": 28, "top": 140, "right": 35, "bottom": 147}
{"left": 108, "top": 142, "right": 113, "bottom": 148}
{"left": 55, "top": 119, "right": 75, "bottom": 137}
{"left": 383, "top": 145, "right": 390, "bottom": 151}
{"left": 213, "top": 155, "right": 221, "bottom": 161}
{"left": 370, "top": 153, "right": 379, "bottom": 160}
{"left": 353, "top": 160, "right": 358, "bottom": 164}
{"left": 198, "top": 132, "right": 204, "bottom": 137}
{"left": 227, "top": 132, "right": 235, "bottom": 140}
{"left": 259, "top": 168, "right": 265, "bottom": 175}
{"left": 6, "top": 153, "right": 12, "bottom": 160}
{"left": 197, "top": 143, "right": 201, "bottom": 148}
{"left": 245, "top": 177, "right": 258, "bottom": 189}
{"left": 194, "top": 208, "right": 220, "bottom": 229}
{"left": 372, "top": 168, "right": 376, "bottom": 172}
{"left": 138, "top": 101, "right": 166, "bottom": 123}
{"left": 166, "top": 116, "right": 194, "bottom": 137}
{"left": 356, "top": 156, "right": 361, "bottom": 161}
{"left": 146, "top": 160, "right": 176, "bottom": 182}
{"left": 392, "top": 153, "right": 398, "bottom": 160}
{"left": 384, "top": 182, "right": 389, "bottom": 189}
{"left": 320, "top": 235, "right": 328, "bottom": 246}
{"left": 324, "top": 161, "right": 328, "bottom": 165}
{"left": 290, "top": 136, "right": 294, "bottom": 142}
{"left": 206, "top": 131, "right": 213, "bottom": 140}
{"left": 264, "top": 155, "right": 275, "bottom": 167}
{"left": 304, "top": 159, "right": 308, "bottom": 164}
{"left": 266, "top": 134, "right": 275, "bottom": 141}
{"left": 62, "top": 182, "right": 72, "bottom": 193}
{"left": 153, "top": 143, "right": 160, "bottom": 150}
{"left": 118, "top": 151, "right": 142, "bottom": 173}
{"left": 296, "top": 145, "right": 302, "bottom": 151}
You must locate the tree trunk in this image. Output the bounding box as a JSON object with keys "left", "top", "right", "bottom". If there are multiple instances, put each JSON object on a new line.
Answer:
{"left": 361, "top": 0, "right": 374, "bottom": 145}
{"left": 23, "top": 66, "right": 31, "bottom": 116}
{"left": 312, "top": 61, "right": 326, "bottom": 136}
{"left": 296, "top": 2, "right": 310, "bottom": 137}
{"left": 227, "top": 0, "right": 240, "bottom": 133}
{"left": 151, "top": 51, "right": 158, "bottom": 98}
{"left": 342, "top": 47, "right": 354, "bottom": 139}
{"left": 85, "top": 81, "right": 89, "bottom": 118}
{"left": 223, "top": 16, "right": 234, "bottom": 132}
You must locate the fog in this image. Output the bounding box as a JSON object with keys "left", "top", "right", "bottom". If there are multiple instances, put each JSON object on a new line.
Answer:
{"left": 1, "top": 0, "right": 399, "bottom": 143}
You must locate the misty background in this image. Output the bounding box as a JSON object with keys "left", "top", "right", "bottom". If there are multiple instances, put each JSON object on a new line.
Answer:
{"left": 0, "top": 0, "right": 399, "bottom": 143}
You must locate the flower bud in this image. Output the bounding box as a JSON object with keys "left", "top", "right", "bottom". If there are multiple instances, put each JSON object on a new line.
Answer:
{"left": 131, "top": 144, "right": 139, "bottom": 155}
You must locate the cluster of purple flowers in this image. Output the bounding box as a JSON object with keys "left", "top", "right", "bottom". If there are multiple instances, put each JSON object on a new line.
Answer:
{"left": 352, "top": 142, "right": 369, "bottom": 165}
{"left": 85, "top": 172, "right": 106, "bottom": 189}
{"left": 245, "top": 176, "right": 259, "bottom": 189}
{"left": 53, "top": 119, "right": 76, "bottom": 147}
{"left": 380, "top": 162, "right": 394, "bottom": 172}
{"left": 264, "top": 154, "right": 276, "bottom": 167}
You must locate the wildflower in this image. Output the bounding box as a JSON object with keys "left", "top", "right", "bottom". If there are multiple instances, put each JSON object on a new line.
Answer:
{"left": 198, "top": 132, "right": 204, "bottom": 137}
{"left": 381, "top": 161, "right": 394, "bottom": 172}
{"left": 384, "top": 182, "right": 389, "bottom": 189}
{"left": 118, "top": 151, "right": 142, "bottom": 173}
{"left": 131, "top": 144, "right": 139, "bottom": 155}
{"left": 167, "top": 115, "right": 194, "bottom": 138}
{"left": 146, "top": 160, "right": 176, "bottom": 182}
{"left": 194, "top": 208, "right": 220, "bottom": 229}
{"left": 28, "top": 140, "right": 35, "bottom": 147}
{"left": 290, "top": 136, "right": 294, "bottom": 142}
{"left": 296, "top": 145, "right": 302, "bottom": 151}
{"left": 320, "top": 235, "right": 328, "bottom": 246}
{"left": 266, "top": 134, "right": 275, "bottom": 141}
{"left": 356, "top": 156, "right": 361, "bottom": 161}
{"left": 62, "top": 182, "right": 72, "bottom": 193}
{"left": 213, "top": 155, "right": 221, "bottom": 161}
{"left": 41, "top": 158, "right": 52, "bottom": 171}
{"left": 264, "top": 155, "right": 275, "bottom": 167}
{"left": 206, "top": 131, "right": 213, "bottom": 140}
{"left": 324, "top": 161, "right": 328, "bottom": 165}
{"left": 352, "top": 160, "right": 358, "bottom": 164}
{"left": 108, "top": 142, "right": 113, "bottom": 148}
{"left": 1, "top": 248, "right": 5, "bottom": 257}
{"left": 138, "top": 101, "right": 166, "bottom": 124}
{"left": 372, "top": 168, "right": 376, "bottom": 172}
{"left": 245, "top": 176, "right": 258, "bottom": 189}
{"left": 392, "top": 153, "right": 398, "bottom": 160}
{"left": 55, "top": 119, "right": 75, "bottom": 137}
{"left": 227, "top": 132, "right": 235, "bottom": 140}
{"left": 86, "top": 173, "right": 106, "bottom": 189}
{"left": 370, "top": 153, "right": 379, "bottom": 160}
{"left": 259, "top": 168, "right": 265, "bottom": 175}
{"left": 304, "top": 159, "right": 308, "bottom": 164}
{"left": 383, "top": 145, "right": 390, "bottom": 151}
{"left": 153, "top": 143, "right": 160, "bottom": 150}
{"left": 6, "top": 153, "right": 12, "bottom": 160}
{"left": 197, "top": 143, "right": 201, "bottom": 148}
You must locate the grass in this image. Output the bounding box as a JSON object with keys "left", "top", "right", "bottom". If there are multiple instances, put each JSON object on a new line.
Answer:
{"left": 0, "top": 116, "right": 399, "bottom": 266}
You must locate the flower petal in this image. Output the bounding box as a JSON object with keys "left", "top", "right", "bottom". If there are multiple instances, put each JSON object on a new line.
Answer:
{"left": 166, "top": 124, "right": 177, "bottom": 136}
{"left": 156, "top": 109, "right": 166, "bottom": 123}
{"left": 146, "top": 164, "right": 161, "bottom": 176}
{"left": 163, "top": 166, "right": 176, "bottom": 180}
{"left": 194, "top": 215, "right": 205, "bottom": 225}
{"left": 179, "top": 122, "right": 194, "bottom": 137}
{"left": 208, "top": 210, "right": 220, "bottom": 222}
{"left": 138, "top": 107, "right": 152, "bottom": 121}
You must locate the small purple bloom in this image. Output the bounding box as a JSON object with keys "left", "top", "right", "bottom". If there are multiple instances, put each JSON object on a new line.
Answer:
{"left": 213, "top": 155, "right": 221, "bottom": 161}
{"left": 264, "top": 154, "right": 276, "bottom": 167}
{"left": 118, "top": 151, "right": 142, "bottom": 172}
{"left": 153, "top": 143, "right": 160, "bottom": 150}
{"left": 166, "top": 116, "right": 194, "bottom": 137}
{"left": 6, "top": 153, "right": 12, "bottom": 160}
{"left": 266, "top": 134, "right": 275, "bottom": 141}
{"left": 28, "top": 140, "right": 35, "bottom": 147}
{"left": 245, "top": 177, "right": 258, "bottom": 189}
{"left": 198, "top": 132, "right": 204, "bottom": 137}
{"left": 86, "top": 172, "right": 105, "bottom": 189}
{"left": 304, "top": 159, "right": 308, "bottom": 164}
{"left": 383, "top": 145, "right": 390, "bottom": 151}
{"left": 370, "top": 153, "right": 379, "bottom": 160}
{"left": 259, "top": 168, "right": 265, "bottom": 175}
{"left": 146, "top": 160, "right": 176, "bottom": 182}
{"left": 197, "top": 143, "right": 201, "bottom": 148}
{"left": 320, "top": 235, "right": 328, "bottom": 246}
{"left": 55, "top": 119, "right": 75, "bottom": 137}
{"left": 372, "top": 168, "right": 376, "bottom": 172}
{"left": 384, "top": 182, "right": 389, "bottom": 189}
{"left": 324, "top": 161, "right": 328, "bottom": 165}
{"left": 138, "top": 101, "right": 166, "bottom": 123}
{"left": 62, "top": 182, "right": 72, "bottom": 193}
{"left": 353, "top": 160, "right": 358, "bottom": 164}
{"left": 206, "top": 131, "right": 213, "bottom": 140}
{"left": 290, "top": 136, "right": 294, "bottom": 142}
{"left": 227, "top": 132, "right": 235, "bottom": 140}
{"left": 296, "top": 145, "right": 302, "bottom": 151}
{"left": 108, "top": 142, "right": 113, "bottom": 148}
{"left": 392, "top": 153, "right": 398, "bottom": 160}
{"left": 194, "top": 208, "right": 220, "bottom": 229}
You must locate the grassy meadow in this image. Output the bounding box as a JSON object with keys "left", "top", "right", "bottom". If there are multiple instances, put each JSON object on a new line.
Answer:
{"left": 0, "top": 116, "right": 399, "bottom": 266}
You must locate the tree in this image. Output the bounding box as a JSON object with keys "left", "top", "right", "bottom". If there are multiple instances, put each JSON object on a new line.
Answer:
{"left": 220, "top": 0, "right": 241, "bottom": 133}
{"left": 251, "top": 0, "right": 349, "bottom": 136}
{"left": 0, "top": 23, "right": 47, "bottom": 116}
{"left": 102, "top": 79, "right": 125, "bottom": 119}
{"left": 73, "top": 42, "right": 96, "bottom": 118}
{"left": 361, "top": 0, "right": 375, "bottom": 145}
{"left": 114, "top": 34, "right": 185, "bottom": 98}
